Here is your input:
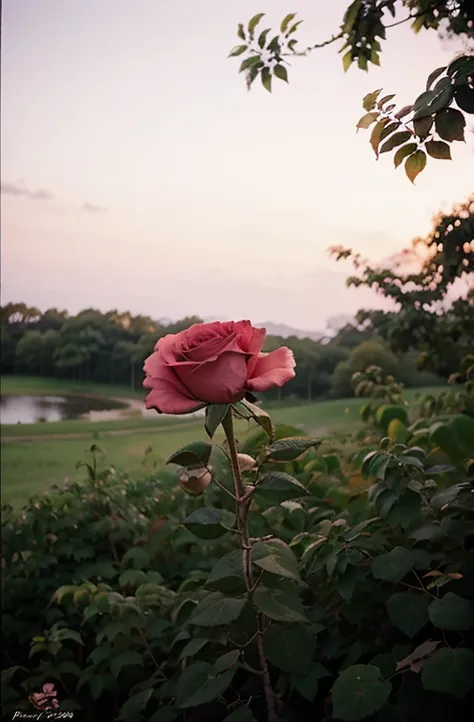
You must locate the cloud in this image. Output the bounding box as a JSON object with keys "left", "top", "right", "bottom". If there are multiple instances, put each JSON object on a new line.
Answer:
{"left": 1, "top": 181, "right": 55, "bottom": 201}
{"left": 82, "top": 201, "right": 107, "bottom": 214}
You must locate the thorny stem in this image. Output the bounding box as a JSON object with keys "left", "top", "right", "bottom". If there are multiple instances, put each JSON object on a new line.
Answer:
{"left": 222, "top": 410, "right": 278, "bottom": 722}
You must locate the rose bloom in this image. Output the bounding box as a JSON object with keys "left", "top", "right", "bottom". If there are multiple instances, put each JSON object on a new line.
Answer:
{"left": 143, "top": 320, "right": 295, "bottom": 414}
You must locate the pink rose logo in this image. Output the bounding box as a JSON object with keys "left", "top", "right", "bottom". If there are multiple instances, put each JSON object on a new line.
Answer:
{"left": 29, "top": 682, "right": 59, "bottom": 711}
{"left": 143, "top": 320, "right": 295, "bottom": 414}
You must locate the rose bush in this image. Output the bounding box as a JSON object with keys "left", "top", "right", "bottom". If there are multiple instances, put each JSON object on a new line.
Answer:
{"left": 2, "top": 368, "right": 474, "bottom": 722}
{"left": 143, "top": 320, "right": 295, "bottom": 413}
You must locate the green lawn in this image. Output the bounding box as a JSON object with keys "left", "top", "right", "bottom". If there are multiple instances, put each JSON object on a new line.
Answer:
{"left": 1, "top": 415, "right": 200, "bottom": 438}
{"left": 1, "top": 376, "right": 445, "bottom": 507}
{"left": 1, "top": 423, "right": 216, "bottom": 508}
{"left": 1, "top": 375, "right": 144, "bottom": 399}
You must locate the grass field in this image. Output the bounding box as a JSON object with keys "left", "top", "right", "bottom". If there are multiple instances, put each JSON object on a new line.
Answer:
{"left": 1, "top": 375, "right": 144, "bottom": 399}
{"left": 1, "top": 376, "right": 445, "bottom": 507}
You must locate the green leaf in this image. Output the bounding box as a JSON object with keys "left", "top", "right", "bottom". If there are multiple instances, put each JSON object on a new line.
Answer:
{"left": 447, "top": 55, "right": 474, "bottom": 78}
{"left": 386, "top": 593, "right": 430, "bottom": 638}
{"left": 428, "top": 593, "right": 474, "bottom": 631}
{"left": 52, "top": 628, "right": 84, "bottom": 645}
{"left": 237, "top": 24, "right": 246, "bottom": 41}
{"left": 358, "top": 54, "right": 368, "bottom": 71}
{"left": 274, "top": 64, "right": 288, "bottom": 83}
{"left": 379, "top": 131, "right": 412, "bottom": 154}
{"left": 228, "top": 45, "right": 248, "bottom": 58}
{"left": 371, "top": 547, "right": 416, "bottom": 583}
{"left": 253, "top": 582, "right": 307, "bottom": 623}
{"left": 434, "top": 107, "right": 466, "bottom": 142}
{"left": 281, "top": 13, "right": 297, "bottom": 33}
{"left": 425, "top": 139, "right": 451, "bottom": 160}
{"left": 167, "top": 441, "right": 212, "bottom": 468}
{"left": 122, "top": 547, "right": 150, "bottom": 569}
{"left": 413, "top": 114, "right": 434, "bottom": 139}
{"left": 377, "top": 94, "right": 396, "bottom": 108}
{"left": 405, "top": 149, "right": 426, "bottom": 184}
{"left": 375, "top": 404, "right": 408, "bottom": 433}
{"left": 261, "top": 67, "right": 272, "bottom": 93}
{"left": 206, "top": 550, "right": 245, "bottom": 594}
{"left": 252, "top": 539, "right": 300, "bottom": 581}
{"left": 422, "top": 647, "right": 474, "bottom": 699}
{"left": 264, "top": 624, "right": 316, "bottom": 674}
{"left": 212, "top": 649, "right": 240, "bottom": 676}
{"left": 179, "top": 638, "right": 209, "bottom": 660}
{"left": 175, "top": 661, "right": 236, "bottom": 709}
{"left": 370, "top": 50, "right": 380, "bottom": 66}
{"left": 450, "top": 414, "right": 474, "bottom": 456}
{"left": 184, "top": 508, "right": 235, "bottom": 540}
{"left": 111, "top": 651, "right": 143, "bottom": 678}
{"left": 395, "top": 104, "right": 414, "bottom": 119}
{"left": 256, "top": 471, "right": 309, "bottom": 503}
{"left": 118, "top": 689, "right": 153, "bottom": 721}
{"left": 291, "top": 662, "right": 331, "bottom": 701}
{"left": 223, "top": 707, "right": 257, "bottom": 722}
{"left": 379, "top": 121, "right": 401, "bottom": 142}
{"left": 266, "top": 437, "right": 320, "bottom": 462}
{"left": 342, "top": 1, "right": 362, "bottom": 34}
{"left": 370, "top": 118, "right": 389, "bottom": 157}
{"left": 387, "top": 418, "right": 408, "bottom": 443}
{"left": 426, "top": 66, "right": 447, "bottom": 90}
{"left": 413, "top": 77, "right": 454, "bottom": 119}
{"left": 342, "top": 51, "right": 353, "bottom": 73}
{"left": 248, "top": 13, "right": 265, "bottom": 35}
{"left": 239, "top": 56, "right": 261, "bottom": 74}
{"left": 362, "top": 89, "right": 382, "bottom": 111}
{"left": 238, "top": 398, "right": 274, "bottom": 439}
{"left": 257, "top": 29, "right": 271, "bottom": 49}
{"left": 455, "top": 85, "right": 474, "bottom": 114}
{"left": 288, "top": 20, "right": 304, "bottom": 35}
{"left": 189, "top": 592, "right": 246, "bottom": 627}
{"left": 393, "top": 640, "right": 440, "bottom": 671}
{"left": 205, "top": 404, "right": 230, "bottom": 438}
{"left": 119, "top": 569, "right": 148, "bottom": 589}
{"left": 332, "top": 664, "right": 391, "bottom": 721}
{"left": 356, "top": 112, "right": 378, "bottom": 130}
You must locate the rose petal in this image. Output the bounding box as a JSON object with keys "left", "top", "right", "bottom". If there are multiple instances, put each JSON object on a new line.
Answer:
{"left": 233, "top": 320, "right": 266, "bottom": 354}
{"left": 154, "top": 333, "right": 179, "bottom": 364}
{"left": 177, "top": 351, "right": 248, "bottom": 404}
{"left": 144, "top": 362, "right": 202, "bottom": 414}
{"left": 246, "top": 347, "right": 296, "bottom": 392}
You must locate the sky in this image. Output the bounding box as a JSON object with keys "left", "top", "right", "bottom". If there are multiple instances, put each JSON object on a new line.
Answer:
{"left": 1, "top": 0, "right": 473, "bottom": 332}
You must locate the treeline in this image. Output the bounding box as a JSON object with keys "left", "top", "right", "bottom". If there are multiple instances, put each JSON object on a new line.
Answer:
{"left": 0, "top": 303, "right": 441, "bottom": 401}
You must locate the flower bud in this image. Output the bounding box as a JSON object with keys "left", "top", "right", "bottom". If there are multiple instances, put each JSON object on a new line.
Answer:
{"left": 237, "top": 453, "right": 257, "bottom": 472}
{"left": 179, "top": 468, "right": 212, "bottom": 496}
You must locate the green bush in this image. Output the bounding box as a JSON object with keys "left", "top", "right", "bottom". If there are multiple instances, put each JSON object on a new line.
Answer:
{"left": 2, "top": 398, "right": 474, "bottom": 721}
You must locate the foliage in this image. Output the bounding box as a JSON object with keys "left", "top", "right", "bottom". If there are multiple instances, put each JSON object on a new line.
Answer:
{"left": 352, "top": 365, "right": 405, "bottom": 403}
{"left": 3, "top": 382, "right": 474, "bottom": 721}
{"left": 3, "top": 304, "right": 436, "bottom": 404}
{"left": 228, "top": 4, "right": 473, "bottom": 181}
{"left": 330, "top": 195, "right": 474, "bottom": 378}
{"left": 356, "top": 56, "right": 474, "bottom": 183}
{"left": 417, "top": 353, "right": 474, "bottom": 417}
{"left": 330, "top": 340, "right": 432, "bottom": 397}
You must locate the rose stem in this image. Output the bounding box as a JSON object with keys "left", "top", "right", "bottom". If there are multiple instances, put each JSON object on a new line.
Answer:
{"left": 222, "top": 409, "right": 277, "bottom": 722}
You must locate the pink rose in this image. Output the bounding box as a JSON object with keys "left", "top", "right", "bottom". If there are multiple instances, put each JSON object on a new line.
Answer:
{"left": 143, "top": 320, "right": 295, "bottom": 414}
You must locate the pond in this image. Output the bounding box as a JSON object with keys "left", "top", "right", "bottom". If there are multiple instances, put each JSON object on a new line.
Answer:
{"left": 0, "top": 395, "right": 129, "bottom": 425}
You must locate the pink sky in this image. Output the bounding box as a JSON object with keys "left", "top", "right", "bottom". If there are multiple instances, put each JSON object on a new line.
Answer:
{"left": 1, "top": 0, "right": 473, "bottom": 331}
